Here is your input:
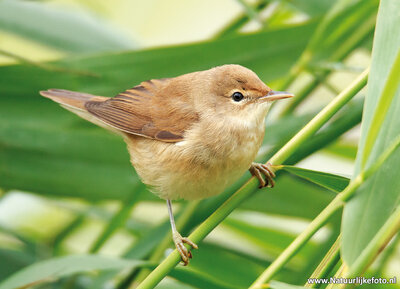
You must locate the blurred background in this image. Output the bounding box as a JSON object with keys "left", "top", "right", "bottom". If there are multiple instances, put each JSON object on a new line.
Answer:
{"left": 0, "top": 0, "right": 398, "bottom": 288}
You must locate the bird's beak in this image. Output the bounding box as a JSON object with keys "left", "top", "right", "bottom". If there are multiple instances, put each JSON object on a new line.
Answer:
{"left": 259, "top": 90, "right": 294, "bottom": 102}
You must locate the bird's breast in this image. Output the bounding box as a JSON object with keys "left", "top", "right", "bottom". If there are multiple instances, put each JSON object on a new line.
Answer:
{"left": 183, "top": 118, "right": 265, "bottom": 165}
{"left": 125, "top": 120, "right": 265, "bottom": 200}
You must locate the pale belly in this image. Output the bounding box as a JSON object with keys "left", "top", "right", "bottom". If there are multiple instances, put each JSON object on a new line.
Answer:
{"left": 124, "top": 125, "right": 264, "bottom": 200}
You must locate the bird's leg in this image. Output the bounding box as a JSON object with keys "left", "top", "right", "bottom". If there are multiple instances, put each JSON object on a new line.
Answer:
{"left": 249, "top": 162, "right": 276, "bottom": 188}
{"left": 166, "top": 199, "right": 198, "bottom": 266}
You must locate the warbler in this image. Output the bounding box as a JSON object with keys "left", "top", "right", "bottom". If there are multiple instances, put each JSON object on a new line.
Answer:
{"left": 40, "top": 64, "right": 293, "bottom": 264}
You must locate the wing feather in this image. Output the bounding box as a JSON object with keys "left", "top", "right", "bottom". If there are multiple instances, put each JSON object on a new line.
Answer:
{"left": 85, "top": 79, "right": 199, "bottom": 142}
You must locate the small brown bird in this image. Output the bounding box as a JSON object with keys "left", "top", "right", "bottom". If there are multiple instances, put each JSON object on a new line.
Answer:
{"left": 40, "top": 64, "right": 293, "bottom": 264}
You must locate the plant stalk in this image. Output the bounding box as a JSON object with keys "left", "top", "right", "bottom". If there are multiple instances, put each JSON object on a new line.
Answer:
{"left": 345, "top": 204, "right": 400, "bottom": 278}
{"left": 135, "top": 69, "right": 369, "bottom": 289}
{"left": 270, "top": 69, "right": 368, "bottom": 165}
{"left": 305, "top": 235, "right": 341, "bottom": 288}
{"left": 90, "top": 190, "right": 140, "bottom": 253}
{"left": 249, "top": 134, "right": 400, "bottom": 289}
{"left": 279, "top": 11, "right": 375, "bottom": 117}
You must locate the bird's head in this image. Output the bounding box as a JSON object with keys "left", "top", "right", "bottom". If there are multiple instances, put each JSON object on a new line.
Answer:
{"left": 195, "top": 64, "right": 293, "bottom": 126}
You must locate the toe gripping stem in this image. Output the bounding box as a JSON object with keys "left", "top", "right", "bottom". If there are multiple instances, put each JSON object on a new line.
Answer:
{"left": 249, "top": 162, "right": 276, "bottom": 188}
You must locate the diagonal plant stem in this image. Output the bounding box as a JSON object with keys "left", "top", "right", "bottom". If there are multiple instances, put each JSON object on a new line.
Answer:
{"left": 235, "top": 0, "right": 263, "bottom": 25}
{"left": 213, "top": 0, "right": 269, "bottom": 39}
{"left": 249, "top": 134, "right": 400, "bottom": 289}
{"left": 345, "top": 204, "right": 400, "bottom": 279}
{"left": 325, "top": 264, "right": 346, "bottom": 289}
{"left": 269, "top": 69, "right": 368, "bottom": 165}
{"left": 278, "top": 5, "right": 376, "bottom": 116}
{"left": 374, "top": 233, "right": 400, "bottom": 276}
{"left": 89, "top": 190, "right": 141, "bottom": 253}
{"left": 305, "top": 235, "right": 341, "bottom": 288}
{"left": 135, "top": 69, "right": 369, "bottom": 289}
{"left": 0, "top": 48, "right": 99, "bottom": 77}
{"left": 332, "top": 205, "right": 400, "bottom": 289}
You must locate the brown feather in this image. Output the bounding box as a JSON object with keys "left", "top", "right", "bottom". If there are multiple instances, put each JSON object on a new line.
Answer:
{"left": 40, "top": 89, "right": 106, "bottom": 110}
{"left": 85, "top": 78, "right": 200, "bottom": 142}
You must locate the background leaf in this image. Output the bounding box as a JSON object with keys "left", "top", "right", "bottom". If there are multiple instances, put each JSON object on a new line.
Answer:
{"left": 0, "top": 255, "right": 145, "bottom": 289}
{"left": 341, "top": 0, "right": 400, "bottom": 267}
{"left": 0, "top": 0, "right": 134, "bottom": 53}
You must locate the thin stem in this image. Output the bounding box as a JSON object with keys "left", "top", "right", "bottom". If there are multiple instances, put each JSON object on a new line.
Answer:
{"left": 0, "top": 48, "right": 98, "bottom": 77}
{"left": 213, "top": 0, "right": 269, "bottom": 39}
{"left": 305, "top": 235, "right": 341, "bottom": 288}
{"left": 325, "top": 264, "right": 346, "bottom": 289}
{"left": 278, "top": 74, "right": 320, "bottom": 117}
{"left": 374, "top": 233, "right": 400, "bottom": 275}
{"left": 279, "top": 11, "right": 375, "bottom": 116}
{"left": 235, "top": 0, "right": 262, "bottom": 25}
{"left": 345, "top": 204, "right": 400, "bottom": 278}
{"left": 249, "top": 194, "right": 345, "bottom": 289}
{"left": 135, "top": 69, "right": 369, "bottom": 289}
{"left": 270, "top": 69, "right": 369, "bottom": 165}
{"left": 90, "top": 191, "right": 139, "bottom": 253}
{"left": 249, "top": 135, "right": 400, "bottom": 289}
{"left": 53, "top": 214, "right": 86, "bottom": 255}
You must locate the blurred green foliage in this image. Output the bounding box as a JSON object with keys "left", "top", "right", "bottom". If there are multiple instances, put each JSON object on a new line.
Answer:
{"left": 0, "top": 1, "right": 398, "bottom": 289}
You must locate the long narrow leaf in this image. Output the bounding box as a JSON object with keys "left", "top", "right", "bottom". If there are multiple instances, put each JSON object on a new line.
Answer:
{"left": 342, "top": 0, "right": 400, "bottom": 266}
{"left": 0, "top": 255, "right": 146, "bottom": 289}
{"left": 280, "top": 165, "right": 350, "bottom": 193}
{"left": 0, "top": 0, "right": 133, "bottom": 53}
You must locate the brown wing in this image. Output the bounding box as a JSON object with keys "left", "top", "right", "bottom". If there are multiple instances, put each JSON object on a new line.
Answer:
{"left": 85, "top": 78, "right": 199, "bottom": 142}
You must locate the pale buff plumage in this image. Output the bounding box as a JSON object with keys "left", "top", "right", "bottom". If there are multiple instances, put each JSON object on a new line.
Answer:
{"left": 125, "top": 103, "right": 267, "bottom": 200}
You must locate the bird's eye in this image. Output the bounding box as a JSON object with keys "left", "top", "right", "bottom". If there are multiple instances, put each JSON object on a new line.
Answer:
{"left": 232, "top": 91, "right": 244, "bottom": 102}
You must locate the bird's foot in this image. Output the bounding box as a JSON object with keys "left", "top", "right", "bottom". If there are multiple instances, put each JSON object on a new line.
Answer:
{"left": 173, "top": 231, "right": 198, "bottom": 266}
{"left": 249, "top": 162, "right": 276, "bottom": 188}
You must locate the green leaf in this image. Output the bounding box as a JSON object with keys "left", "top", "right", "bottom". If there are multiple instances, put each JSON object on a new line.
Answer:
{"left": 280, "top": 166, "right": 350, "bottom": 193}
{"left": 241, "top": 174, "right": 336, "bottom": 220}
{"left": 0, "top": 21, "right": 316, "bottom": 201}
{"left": 306, "top": 0, "right": 378, "bottom": 62}
{"left": 0, "top": 249, "right": 35, "bottom": 281}
{"left": 224, "top": 217, "right": 318, "bottom": 261}
{"left": 361, "top": 51, "right": 400, "bottom": 167}
{"left": 187, "top": 243, "right": 265, "bottom": 288}
{"left": 342, "top": 0, "right": 400, "bottom": 266}
{"left": 279, "top": 0, "right": 376, "bottom": 115}
{"left": 0, "top": 0, "right": 133, "bottom": 53}
{"left": 0, "top": 255, "right": 145, "bottom": 289}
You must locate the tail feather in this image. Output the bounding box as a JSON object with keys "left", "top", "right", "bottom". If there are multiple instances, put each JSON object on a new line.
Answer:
{"left": 40, "top": 89, "right": 119, "bottom": 133}
{"left": 40, "top": 89, "right": 107, "bottom": 111}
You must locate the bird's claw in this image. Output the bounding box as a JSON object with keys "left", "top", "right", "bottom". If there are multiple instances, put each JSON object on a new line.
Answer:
{"left": 173, "top": 232, "right": 198, "bottom": 266}
{"left": 249, "top": 162, "right": 276, "bottom": 188}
